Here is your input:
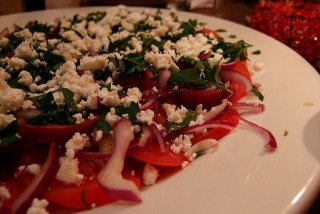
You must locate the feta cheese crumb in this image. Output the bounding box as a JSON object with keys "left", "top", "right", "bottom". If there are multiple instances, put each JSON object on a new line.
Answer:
{"left": 15, "top": 41, "right": 37, "bottom": 60}
{"left": 7, "top": 57, "right": 26, "bottom": 70}
{"left": 0, "top": 80, "right": 26, "bottom": 113}
{"left": 145, "top": 52, "right": 176, "bottom": 70}
{"left": 142, "top": 163, "right": 159, "bottom": 185}
{"left": 136, "top": 109, "right": 154, "bottom": 125}
{"left": 162, "top": 103, "right": 188, "bottom": 123}
{"left": 18, "top": 163, "right": 41, "bottom": 176}
{"left": 18, "top": 70, "right": 33, "bottom": 86}
{"left": 73, "top": 113, "right": 85, "bottom": 124}
{"left": 170, "top": 134, "right": 193, "bottom": 154}
{"left": 79, "top": 55, "right": 107, "bottom": 71}
{"left": 56, "top": 157, "right": 84, "bottom": 185}
{"left": 0, "top": 185, "right": 11, "bottom": 200}
{"left": 0, "top": 113, "right": 16, "bottom": 129}
{"left": 65, "top": 132, "right": 90, "bottom": 159}
{"left": 252, "top": 61, "right": 265, "bottom": 71}
{"left": 26, "top": 198, "right": 49, "bottom": 214}
{"left": 105, "top": 108, "right": 121, "bottom": 126}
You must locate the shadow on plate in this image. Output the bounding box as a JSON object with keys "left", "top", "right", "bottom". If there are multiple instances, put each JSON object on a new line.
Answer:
{"left": 303, "top": 111, "right": 320, "bottom": 162}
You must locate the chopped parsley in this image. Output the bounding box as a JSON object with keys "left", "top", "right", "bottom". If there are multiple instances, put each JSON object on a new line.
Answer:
{"left": 284, "top": 130, "right": 289, "bottom": 136}
{"left": 252, "top": 50, "right": 262, "bottom": 55}
{"left": 168, "top": 110, "right": 197, "bottom": 132}
{"left": 252, "top": 87, "right": 264, "bottom": 101}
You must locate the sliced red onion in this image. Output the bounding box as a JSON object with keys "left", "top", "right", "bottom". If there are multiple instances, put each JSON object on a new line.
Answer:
{"left": 228, "top": 102, "right": 265, "bottom": 115}
{"left": 183, "top": 120, "right": 235, "bottom": 135}
{"left": 140, "top": 98, "right": 156, "bottom": 111}
{"left": 148, "top": 123, "right": 166, "bottom": 153}
{"left": 0, "top": 28, "right": 9, "bottom": 39}
{"left": 11, "top": 143, "right": 58, "bottom": 214}
{"left": 203, "top": 99, "right": 228, "bottom": 122}
{"left": 238, "top": 116, "right": 277, "bottom": 151}
{"left": 220, "top": 61, "right": 236, "bottom": 71}
{"left": 158, "top": 69, "right": 171, "bottom": 88}
{"left": 185, "top": 139, "right": 218, "bottom": 160}
{"left": 138, "top": 126, "right": 153, "bottom": 147}
{"left": 97, "top": 119, "right": 141, "bottom": 202}
{"left": 220, "top": 70, "right": 253, "bottom": 93}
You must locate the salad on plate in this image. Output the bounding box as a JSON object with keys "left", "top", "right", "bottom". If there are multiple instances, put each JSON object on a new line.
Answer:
{"left": 0, "top": 5, "right": 276, "bottom": 213}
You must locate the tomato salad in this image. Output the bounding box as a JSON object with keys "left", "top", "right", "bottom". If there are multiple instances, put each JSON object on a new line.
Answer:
{"left": 0, "top": 6, "right": 276, "bottom": 213}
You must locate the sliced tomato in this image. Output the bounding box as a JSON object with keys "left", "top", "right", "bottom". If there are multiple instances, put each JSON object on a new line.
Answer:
{"left": 173, "top": 88, "right": 231, "bottom": 109}
{"left": 43, "top": 161, "right": 141, "bottom": 210}
{"left": 17, "top": 116, "right": 99, "bottom": 144}
{"left": 128, "top": 142, "right": 187, "bottom": 167}
{"left": 203, "top": 28, "right": 221, "bottom": 39}
{"left": 191, "top": 111, "right": 239, "bottom": 144}
{"left": 231, "top": 59, "right": 251, "bottom": 81}
{"left": 228, "top": 80, "right": 247, "bottom": 104}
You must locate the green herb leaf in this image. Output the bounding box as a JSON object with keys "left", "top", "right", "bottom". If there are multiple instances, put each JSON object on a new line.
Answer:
{"left": 0, "top": 121, "right": 18, "bottom": 146}
{"left": 215, "top": 29, "right": 226, "bottom": 33}
{"left": 37, "top": 92, "right": 57, "bottom": 112}
{"left": 86, "top": 11, "right": 106, "bottom": 23}
{"left": 284, "top": 130, "right": 289, "bottom": 136}
{"left": 252, "top": 87, "right": 264, "bottom": 101}
{"left": 116, "top": 102, "right": 140, "bottom": 120}
{"left": 180, "top": 19, "right": 198, "bottom": 36}
{"left": 251, "top": 50, "right": 261, "bottom": 55}
{"left": 95, "top": 111, "right": 111, "bottom": 134}
{"left": 169, "top": 67, "right": 207, "bottom": 87}
{"left": 168, "top": 110, "right": 197, "bottom": 132}
{"left": 61, "top": 88, "right": 77, "bottom": 113}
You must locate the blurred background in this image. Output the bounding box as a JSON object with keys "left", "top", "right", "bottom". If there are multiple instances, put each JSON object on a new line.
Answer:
{"left": 0, "top": 0, "right": 319, "bottom": 73}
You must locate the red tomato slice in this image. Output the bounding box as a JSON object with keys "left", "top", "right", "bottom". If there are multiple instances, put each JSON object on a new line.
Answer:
{"left": 203, "top": 28, "right": 221, "bottom": 39}
{"left": 17, "top": 116, "right": 99, "bottom": 144}
{"left": 191, "top": 111, "right": 239, "bottom": 144}
{"left": 228, "top": 80, "right": 247, "bottom": 104}
{"left": 231, "top": 59, "right": 251, "bottom": 81}
{"left": 173, "top": 88, "right": 231, "bottom": 109}
{"left": 128, "top": 143, "right": 187, "bottom": 167}
{"left": 43, "top": 161, "right": 141, "bottom": 210}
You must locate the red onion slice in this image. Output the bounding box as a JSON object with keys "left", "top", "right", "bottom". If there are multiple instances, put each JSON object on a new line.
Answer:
{"left": 203, "top": 99, "right": 228, "bottom": 122}
{"left": 149, "top": 123, "right": 166, "bottom": 153}
{"left": 158, "top": 69, "right": 171, "bottom": 88}
{"left": 229, "top": 103, "right": 265, "bottom": 115}
{"left": 183, "top": 120, "right": 235, "bottom": 135}
{"left": 220, "top": 70, "right": 253, "bottom": 93}
{"left": 141, "top": 98, "right": 156, "bottom": 111}
{"left": 97, "top": 118, "right": 141, "bottom": 202}
{"left": 238, "top": 116, "right": 277, "bottom": 151}
{"left": 11, "top": 143, "right": 58, "bottom": 214}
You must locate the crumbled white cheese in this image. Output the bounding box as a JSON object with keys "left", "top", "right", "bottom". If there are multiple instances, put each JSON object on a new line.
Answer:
{"left": 56, "top": 156, "right": 84, "bottom": 185}
{"left": 32, "top": 32, "right": 46, "bottom": 41}
{"left": 109, "top": 30, "right": 130, "bottom": 42}
{"left": 14, "top": 29, "right": 32, "bottom": 40}
{"left": 65, "top": 132, "right": 90, "bottom": 159}
{"left": 162, "top": 103, "right": 188, "bottom": 124}
{"left": 145, "top": 52, "right": 177, "bottom": 70}
{"left": 105, "top": 107, "right": 121, "bottom": 126}
{"left": 0, "top": 185, "right": 11, "bottom": 201}
{"left": 142, "top": 163, "right": 159, "bottom": 185}
{"left": 15, "top": 41, "right": 38, "bottom": 60}
{"left": 22, "top": 100, "right": 36, "bottom": 110}
{"left": 73, "top": 113, "right": 85, "bottom": 124}
{"left": 61, "top": 30, "right": 81, "bottom": 42}
{"left": 174, "top": 33, "right": 212, "bottom": 59}
{"left": 7, "top": 57, "right": 26, "bottom": 70}
{"left": 136, "top": 109, "right": 154, "bottom": 125}
{"left": 170, "top": 134, "right": 193, "bottom": 154}
{"left": 98, "top": 88, "right": 120, "bottom": 107}
{"left": 0, "top": 113, "right": 16, "bottom": 129}
{"left": 18, "top": 70, "right": 33, "bottom": 86}
{"left": 0, "top": 68, "right": 10, "bottom": 81}
{"left": 80, "top": 55, "right": 107, "bottom": 71}
{"left": 121, "top": 87, "right": 142, "bottom": 107}
{"left": 52, "top": 91, "right": 65, "bottom": 105}
{"left": 0, "top": 37, "right": 9, "bottom": 47}
{"left": 252, "top": 61, "right": 265, "bottom": 71}
{"left": 26, "top": 198, "right": 49, "bottom": 214}
{"left": 18, "top": 163, "right": 41, "bottom": 175}
{"left": 0, "top": 80, "right": 25, "bottom": 113}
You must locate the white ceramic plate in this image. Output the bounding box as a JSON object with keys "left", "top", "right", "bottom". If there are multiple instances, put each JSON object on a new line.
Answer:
{"left": 1, "top": 7, "right": 319, "bottom": 214}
